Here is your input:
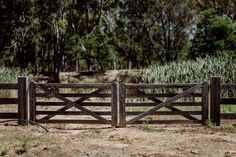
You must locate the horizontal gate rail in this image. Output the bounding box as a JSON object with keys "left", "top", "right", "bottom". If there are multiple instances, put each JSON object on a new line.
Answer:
{"left": 0, "top": 84, "right": 18, "bottom": 89}
{"left": 0, "top": 77, "right": 27, "bottom": 125}
{"left": 125, "top": 102, "right": 202, "bottom": 106}
{"left": 35, "top": 93, "right": 111, "bottom": 98}
{"left": 120, "top": 82, "right": 208, "bottom": 126}
{"left": 30, "top": 82, "right": 118, "bottom": 127}
{"left": 35, "top": 102, "right": 112, "bottom": 106}
{"left": 36, "top": 111, "right": 112, "bottom": 115}
{"left": 125, "top": 83, "right": 199, "bottom": 89}
{"left": 127, "top": 84, "right": 201, "bottom": 124}
{"left": 35, "top": 83, "right": 111, "bottom": 88}
{"left": 0, "top": 98, "right": 18, "bottom": 104}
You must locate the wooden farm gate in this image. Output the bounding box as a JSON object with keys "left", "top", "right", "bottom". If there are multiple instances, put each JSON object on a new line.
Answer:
{"left": 119, "top": 82, "right": 209, "bottom": 126}
{"left": 0, "top": 77, "right": 27, "bottom": 125}
{"left": 2, "top": 76, "right": 235, "bottom": 127}
{"left": 29, "top": 82, "right": 118, "bottom": 127}
{"left": 210, "top": 77, "right": 236, "bottom": 126}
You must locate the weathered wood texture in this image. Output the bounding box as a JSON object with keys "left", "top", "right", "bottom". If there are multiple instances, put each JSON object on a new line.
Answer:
{"left": 0, "top": 98, "right": 18, "bottom": 104}
{"left": 29, "top": 82, "right": 36, "bottom": 122}
{"left": 210, "top": 77, "right": 221, "bottom": 126}
{"left": 119, "top": 83, "right": 126, "bottom": 127}
{"left": 0, "top": 84, "right": 18, "bottom": 89}
{"left": 0, "top": 77, "right": 27, "bottom": 125}
{"left": 219, "top": 83, "right": 236, "bottom": 121}
{"left": 111, "top": 82, "right": 118, "bottom": 127}
{"left": 201, "top": 82, "right": 209, "bottom": 125}
{"left": 1, "top": 76, "right": 235, "bottom": 127}
{"left": 221, "top": 114, "right": 236, "bottom": 119}
{"left": 18, "top": 77, "right": 27, "bottom": 125}
{"left": 0, "top": 113, "right": 18, "bottom": 119}
{"left": 29, "top": 82, "right": 117, "bottom": 126}
{"left": 210, "top": 76, "right": 236, "bottom": 126}
{"left": 0, "top": 77, "right": 28, "bottom": 125}
{"left": 120, "top": 83, "right": 208, "bottom": 125}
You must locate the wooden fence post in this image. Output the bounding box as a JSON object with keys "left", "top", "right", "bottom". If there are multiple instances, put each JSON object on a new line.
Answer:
{"left": 29, "top": 82, "right": 36, "bottom": 122}
{"left": 18, "top": 77, "right": 27, "bottom": 125}
{"left": 111, "top": 82, "right": 118, "bottom": 127}
{"left": 210, "top": 76, "right": 221, "bottom": 126}
{"left": 202, "top": 82, "right": 209, "bottom": 125}
{"left": 119, "top": 83, "right": 126, "bottom": 127}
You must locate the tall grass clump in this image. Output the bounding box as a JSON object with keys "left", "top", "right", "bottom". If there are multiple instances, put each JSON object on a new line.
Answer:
{"left": 0, "top": 67, "right": 30, "bottom": 98}
{"left": 142, "top": 54, "right": 236, "bottom": 84}
{"left": 0, "top": 67, "right": 29, "bottom": 83}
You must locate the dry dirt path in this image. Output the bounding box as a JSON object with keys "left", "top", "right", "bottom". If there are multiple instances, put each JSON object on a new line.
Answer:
{"left": 1, "top": 124, "right": 236, "bottom": 157}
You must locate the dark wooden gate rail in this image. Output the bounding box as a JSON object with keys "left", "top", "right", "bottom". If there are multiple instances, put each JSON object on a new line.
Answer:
{"left": 29, "top": 82, "right": 118, "bottom": 127}
{"left": 119, "top": 82, "right": 209, "bottom": 126}
{"left": 210, "top": 77, "right": 236, "bottom": 126}
{"left": 1, "top": 76, "right": 235, "bottom": 127}
{"left": 0, "top": 77, "right": 27, "bottom": 125}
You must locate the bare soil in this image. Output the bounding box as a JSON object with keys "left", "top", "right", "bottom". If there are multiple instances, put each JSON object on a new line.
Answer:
{"left": 0, "top": 123, "right": 236, "bottom": 157}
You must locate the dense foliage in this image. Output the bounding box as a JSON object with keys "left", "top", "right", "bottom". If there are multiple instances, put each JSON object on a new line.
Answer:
{"left": 141, "top": 54, "right": 236, "bottom": 84}
{"left": 0, "top": 0, "right": 235, "bottom": 82}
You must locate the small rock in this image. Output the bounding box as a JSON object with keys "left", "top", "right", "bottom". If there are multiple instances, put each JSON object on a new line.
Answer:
{"left": 43, "top": 147, "right": 48, "bottom": 150}
{"left": 176, "top": 147, "right": 182, "bottom": 150}
{"left": 190, "top": 150, "right": 199, "bottom": 155}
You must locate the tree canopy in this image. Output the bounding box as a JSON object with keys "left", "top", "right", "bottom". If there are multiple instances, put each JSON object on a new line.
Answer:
{"left": 0, "top": 0, "right": 235, "bottom": 82}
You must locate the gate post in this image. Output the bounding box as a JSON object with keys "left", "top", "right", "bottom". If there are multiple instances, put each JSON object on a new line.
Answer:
{"left": 29, "top": 82, "right": 36, "bottom": 122}
{"left": 201, "top": 82, "right": 209, "bottom": 125}
{"left": 119, "top": 83, "right": 126, "bottom": 127}
{"left": 18, "top": 77, "right": 28, "bottom": 125}
{"left": 111, "top": 82, "right": 118, "bottom": 127}
{"left": 210, "top": 76, "right": 221, "bottom": 126}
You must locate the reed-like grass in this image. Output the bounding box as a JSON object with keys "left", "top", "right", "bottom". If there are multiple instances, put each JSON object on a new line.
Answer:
{"left": 140, "top": 54, "right": 236, "bottom": 114}
{"left": 141, "top": 54, "right": 236, "bottom": 84}
{"left": 0, "top": 67, "right": 30, "bottom": 105}
{"left": 0, "top": 67, "right": 29, "bottom": 83}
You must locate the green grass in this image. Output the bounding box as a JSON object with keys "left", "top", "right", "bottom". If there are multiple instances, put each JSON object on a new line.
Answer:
{"left": 0, "top": 67, "right": 30, "bottom": 83}
{"left": 0, "top": 67, "right": 31, "bottom": 98}
{"left": 0, "top": 129, "right": 60, "bottom": 156}
{"left": 16, "top": 139, "right": 28, "bottom": 155}
{"left": 141, "top": 123, "right": 166, "bottom": 132}
{"left": 0, "top": 148, "right": 8, "bottom": 156}
{"left": 205, "top": 123, "right": 236, "bottom": 133}
{"left": 206, "top": 120, "right": 215, "bottom": 129}
{"left": 141, "top": 54, "right": 236, "bottom": 85}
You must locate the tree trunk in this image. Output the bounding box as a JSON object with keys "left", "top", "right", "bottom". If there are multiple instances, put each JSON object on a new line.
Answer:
{"left": 50, "top": 29, "right": 65, "bottom": 83}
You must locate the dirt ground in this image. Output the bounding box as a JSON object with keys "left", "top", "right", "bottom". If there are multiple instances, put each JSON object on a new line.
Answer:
{"left": 0, "top": 123, "right": 236, "bottom": 157}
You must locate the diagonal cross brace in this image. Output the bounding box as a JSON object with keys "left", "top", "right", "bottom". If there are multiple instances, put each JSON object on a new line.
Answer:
{"left": 136, "top": 90, "right": 198, "bottom": 121}
{"left": 37, "top": 84, "right": 110, "bottom": 124}
{"left": 127, "top": 84, "right": 202, "bottom": 124}
{"left": 40, "top": 87, "right": 105, "bottom": 120}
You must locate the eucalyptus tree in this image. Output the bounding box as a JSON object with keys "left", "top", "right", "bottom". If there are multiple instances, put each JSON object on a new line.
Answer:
{"left": 0, "top": 0, "right": 39, "bottom": 70}
{"left": 189, "top": 0, "right": 236, "bottom": 58}
{"left": 190, "top": 9, "right": 236, "bottom": 58}
{"left": 118, "top": 0, "right": 194, "bottom": 66}
{"left": 189, "top": 0, "right": 236, "bottom": 21}
{"left": 66, "top": 0, "right": 123, "bottom": 71}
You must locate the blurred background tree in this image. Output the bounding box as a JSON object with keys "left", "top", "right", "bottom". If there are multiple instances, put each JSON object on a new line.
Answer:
{"left": 0, "top": 0, "right": 235, "bottom": 82}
